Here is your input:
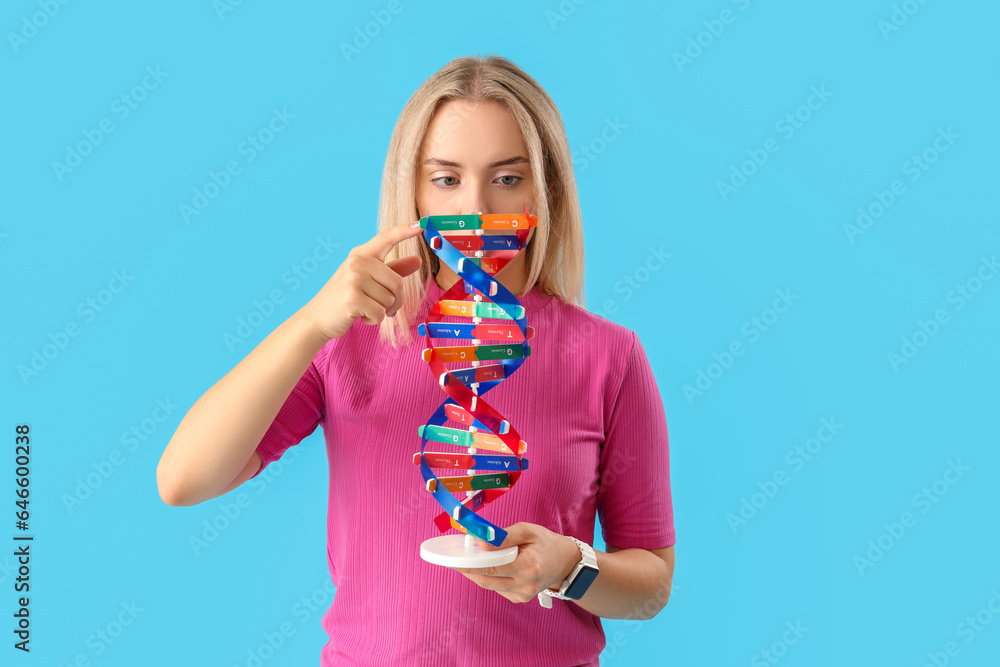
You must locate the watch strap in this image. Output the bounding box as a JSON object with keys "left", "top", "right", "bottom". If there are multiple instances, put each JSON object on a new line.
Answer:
{"left": 536, "top": 536, "right": 599, "bottom": 608}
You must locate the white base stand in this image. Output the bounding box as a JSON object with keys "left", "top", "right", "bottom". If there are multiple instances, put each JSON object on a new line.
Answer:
{"left": 420, "top": 534, "right": 518, "bottom": 568}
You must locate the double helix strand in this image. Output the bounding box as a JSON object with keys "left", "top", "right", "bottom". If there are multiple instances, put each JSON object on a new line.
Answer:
{"left": 414, "top": 208, "right": 538, "bottom": 547}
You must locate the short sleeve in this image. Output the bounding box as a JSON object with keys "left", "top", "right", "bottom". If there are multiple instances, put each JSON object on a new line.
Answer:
{"left": 248, "top": 341, "right": 331, "bottom": 479}
{"left": 596, "top": 330, "right": 676, "bottom": 549}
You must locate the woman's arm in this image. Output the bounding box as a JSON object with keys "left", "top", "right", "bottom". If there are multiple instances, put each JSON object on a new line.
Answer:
{"left": 156, "top": 309, "right": 328, "bottom": 507}
{"left": 456, "top": 523, "right": 674, "bottom": 620}
{"left": 573, "top": 544, "right": 674, "bottom": 620}
{"left": 156, "top": 220, "right": 424, "bottom": 507}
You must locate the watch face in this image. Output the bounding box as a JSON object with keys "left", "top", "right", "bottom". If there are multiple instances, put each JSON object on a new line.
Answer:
{"left": 564, "top": 565, "right": 600, "bottom": 600}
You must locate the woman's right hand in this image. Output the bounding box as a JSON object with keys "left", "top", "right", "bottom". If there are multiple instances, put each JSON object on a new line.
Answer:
{"left": 301, "top": 220, "right": 425, "bottom": 341}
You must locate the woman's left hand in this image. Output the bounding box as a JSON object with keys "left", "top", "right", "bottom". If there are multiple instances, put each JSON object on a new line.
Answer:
{"left": 453, "top": 522, "right": 581, "bottom": 603}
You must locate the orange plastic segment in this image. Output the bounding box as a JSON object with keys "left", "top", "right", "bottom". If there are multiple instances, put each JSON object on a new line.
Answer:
{"left": 478, "top": 214, "right": 538, "bottom": 230}
{"left": 438, "top": 301, "right": 478, "bottom": 317}
{"left": 435, "top": 474, "right": 511, "bottom": 493}
{"left": 471, "top": 432, "right": 528, "bottom": 454}
{"left": 433, "top": 345, "right": 479, "bottom": 362}
{"left": 436, "top": 475, "right": 473, "bottom": 492}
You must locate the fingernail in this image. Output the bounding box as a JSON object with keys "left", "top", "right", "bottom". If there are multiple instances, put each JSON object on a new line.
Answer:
{"left": 410, "top": 220, "right": 421, "bottom": 229}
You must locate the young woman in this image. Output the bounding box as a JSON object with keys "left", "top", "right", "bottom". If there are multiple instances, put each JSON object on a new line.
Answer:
{"left": 158, "top": 54, "right": 675, "bottom": 666}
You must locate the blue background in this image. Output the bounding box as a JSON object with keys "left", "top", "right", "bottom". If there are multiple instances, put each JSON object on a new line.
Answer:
{"left": 4, "top": 1, "right": 998, "bottom": 665}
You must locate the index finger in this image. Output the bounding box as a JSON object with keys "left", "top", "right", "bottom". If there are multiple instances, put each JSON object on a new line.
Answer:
{"left": 353, "top": 219, "right": 424, "bottom": 262}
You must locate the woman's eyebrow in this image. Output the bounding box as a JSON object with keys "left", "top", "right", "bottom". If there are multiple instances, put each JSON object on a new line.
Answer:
{"left": 423, "top": 156, "right": 529, "bottom": 169}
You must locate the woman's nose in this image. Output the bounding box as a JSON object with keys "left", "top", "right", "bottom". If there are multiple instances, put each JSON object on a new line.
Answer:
{"left": 461, "top": 186, "right": 491, "bottom": 215}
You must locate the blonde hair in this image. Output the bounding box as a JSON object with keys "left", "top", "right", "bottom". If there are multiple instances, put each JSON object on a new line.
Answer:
{"left": 377, "top": 54, "right": 585, "bottom": 348}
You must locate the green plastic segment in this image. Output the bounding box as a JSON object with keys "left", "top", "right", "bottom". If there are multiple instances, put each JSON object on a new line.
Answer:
{"left": 476, "top": 344, "right": 530, "bottom": 360}
{"left": 473, "top": 301, "right": 525, "bottom": 319}
{"left": 418, "top": 424, "right": 474, "bottom": 448}
{"left": 420, "top": 215, "right": 484, "bottom": 230}
{"left": 470, "top": 473, "right": 510, "bottom": 490}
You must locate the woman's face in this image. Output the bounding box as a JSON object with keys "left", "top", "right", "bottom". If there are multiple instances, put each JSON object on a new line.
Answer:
{"left": 416, "top": 99, "right": 536, "bottom": 221}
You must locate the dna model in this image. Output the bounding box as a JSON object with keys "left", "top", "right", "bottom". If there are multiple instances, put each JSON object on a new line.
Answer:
{"left": 414, "top": 209, "right": 537, "bottom": 568}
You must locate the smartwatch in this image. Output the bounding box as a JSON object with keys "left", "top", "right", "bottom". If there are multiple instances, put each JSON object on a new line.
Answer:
{"left": 538, "top": 536, "right": 599, "bottom": 607}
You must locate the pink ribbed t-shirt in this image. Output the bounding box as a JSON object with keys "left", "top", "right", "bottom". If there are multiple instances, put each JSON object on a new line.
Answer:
{"left": 250, "top": 273, "right": 675, "bottom": 666}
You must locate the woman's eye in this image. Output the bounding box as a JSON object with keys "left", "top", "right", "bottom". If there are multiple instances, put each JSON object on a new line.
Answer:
{"left": 431, "top": 175, "right": 522, "bottom": 189}
{"left": 497, "top": 175, "right": 522, "bottom": 188}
